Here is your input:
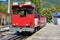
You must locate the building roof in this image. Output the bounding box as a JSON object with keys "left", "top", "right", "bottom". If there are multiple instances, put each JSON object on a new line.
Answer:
{"left": 53, "top": 12, "right": 60, "bottom": 16}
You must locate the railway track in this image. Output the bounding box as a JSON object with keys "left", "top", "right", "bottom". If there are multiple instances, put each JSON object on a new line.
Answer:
{"left": 0, "top": 30, "right": 11, "bottom": 38}
{"left": 16, "top": 35, "right": 29, "bottom": 40}
{"left": 8, "top": 35, "right": 22, "bottom": 40}
{"left": 8, "top": 35, "right": 29, "bottom": 40}
{"left": 0, "top": 32, "right": 31, "bottom": 40}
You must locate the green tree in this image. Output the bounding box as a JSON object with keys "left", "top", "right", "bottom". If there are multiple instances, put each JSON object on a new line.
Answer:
{"left": 49, "top": 6, "right": 56, "bottom": 13}
{"left": 42, "top": 8, "right": 52, "bottom": 22}
{"left": 0, "top": 3, "right": 7, "bottom": 13}
{"left": 41, "top": 6, "right": 56, "bottom": 23}
{"left": 30, "top": 0, "right": 42, "bottom": 14}
{"left": 56, "top": 6, "right": 60, "bottom": 12}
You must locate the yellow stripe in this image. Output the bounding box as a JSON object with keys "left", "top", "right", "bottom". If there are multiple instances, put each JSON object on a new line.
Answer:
{"left": 27, "top": 24, "right": 48, "bottom": 40}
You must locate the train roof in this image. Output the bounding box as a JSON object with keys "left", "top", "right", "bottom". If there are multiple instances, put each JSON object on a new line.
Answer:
{"left": 12, "top": 2, "right": 35, "bottom": 9}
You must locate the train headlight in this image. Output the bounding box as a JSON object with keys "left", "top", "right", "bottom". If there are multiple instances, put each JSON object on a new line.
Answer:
{"left": 16, "top": 23, "right": 18, "bottom": 25}
{"left": 26, "top": 24, "right": 29, "bottom": 26}
{"left": 13, "top": 24, "right": 15, "bottom": 25}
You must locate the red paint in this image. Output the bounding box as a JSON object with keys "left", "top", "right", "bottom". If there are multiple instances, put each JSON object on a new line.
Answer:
{"left": 12, "top": 14, "right": 34, "bottom": 27}
{"left": 11, "top": 4, "right": 46, "bottom": 28}
{"left": 40, "top": 16, "right": 46, "bottom": 24}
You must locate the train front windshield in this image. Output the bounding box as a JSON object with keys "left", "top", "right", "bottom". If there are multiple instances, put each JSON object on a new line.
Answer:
{"left": 13, "top": 9, "right": 19, "bottom": 14}
{"left": 19, "top": 8, "right": 26, "bottom": 17}
{"left": 19, "top": 8, "right": 33, "bottom": 17}
{"left": 13, "top": 8, "right": 34, "bottom": 16}
{"left": 27, "top": 8, "right": 33, "bottom": 14}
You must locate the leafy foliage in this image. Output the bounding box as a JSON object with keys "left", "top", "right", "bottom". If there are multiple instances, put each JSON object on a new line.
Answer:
{"left": 41, "top": 6, "right": 57, "bottom": 23}
{"left": 42, "top": 0, "right": 60, "bottom": 8}
{"left": 0, "top": 3, "right": 7, "bottom": 13}
{"left": 30, "top": 0, "right": 42, "bottom": 13}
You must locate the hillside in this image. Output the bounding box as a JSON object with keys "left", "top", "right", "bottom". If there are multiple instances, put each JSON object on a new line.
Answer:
{"left": 42, "top": 0, "right": 60, "bottom": 8}
{"left": 0, "top": 0, "right": 60, "bottom": 8}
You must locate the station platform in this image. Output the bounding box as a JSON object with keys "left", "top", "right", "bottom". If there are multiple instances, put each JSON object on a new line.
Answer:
{"left": 27, "top": 23, "right": 60, "bottom": 40}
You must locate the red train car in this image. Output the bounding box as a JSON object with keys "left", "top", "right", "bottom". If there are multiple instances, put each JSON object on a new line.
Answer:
{"left": 10, "top": 2, "right": 46, "bottom": 33}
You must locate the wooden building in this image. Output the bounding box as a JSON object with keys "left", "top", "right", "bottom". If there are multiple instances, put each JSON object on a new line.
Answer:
{"left": 0, "top": 12, "right": 11, "bottom": 25}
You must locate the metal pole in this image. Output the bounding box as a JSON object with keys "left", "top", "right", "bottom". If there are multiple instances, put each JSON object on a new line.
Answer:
{"left": 8, "top": 0, "right": 10, "bottom": 14}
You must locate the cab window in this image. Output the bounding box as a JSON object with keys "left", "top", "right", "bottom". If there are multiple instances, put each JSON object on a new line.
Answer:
{"left": 13, "top": 9, "right": 19, "bottom": 14}
{"left": 19, "top": 8, "right": 26, "bottom": 17}
{"left": 27, "top": 8, "right": 33, "bottom": 14}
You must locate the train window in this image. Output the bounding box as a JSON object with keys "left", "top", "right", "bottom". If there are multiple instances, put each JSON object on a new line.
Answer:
{"left": 35, "top": 11, "right": 38, "bottom": 18}
{"left": 27, "top": 8, "right": 33, "bottom": 14}
{"left": 13, "top": 9, "right": 19, "bottom": 14}
{"left": 19, "top": 8, "right": 26, "bottom": 17}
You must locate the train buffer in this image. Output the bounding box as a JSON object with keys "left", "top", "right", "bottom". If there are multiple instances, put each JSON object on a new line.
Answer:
{"left": 27, "top": 23, "right": 60, "bottom": 40}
